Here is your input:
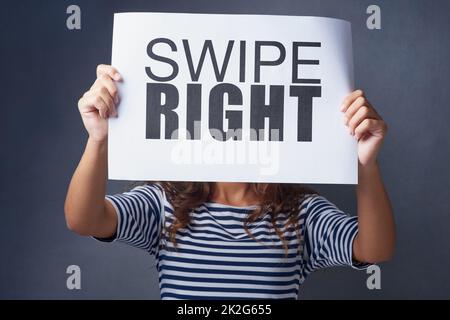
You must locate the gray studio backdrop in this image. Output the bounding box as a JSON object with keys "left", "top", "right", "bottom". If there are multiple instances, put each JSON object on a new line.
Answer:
{"left": 1, "top": 0, "right": 449, "bottom": 299}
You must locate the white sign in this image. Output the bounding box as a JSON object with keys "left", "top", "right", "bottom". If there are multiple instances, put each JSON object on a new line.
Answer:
{"left": 109, "top": 12, "right": 357, "bottom": 184}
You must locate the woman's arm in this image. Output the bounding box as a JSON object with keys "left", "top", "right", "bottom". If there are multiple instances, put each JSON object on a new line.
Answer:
{"left": 64, "top": 65, "right": 122, "bottom": 238}
{"left": 65, "top": 138, "right": 116, "bottom": 237}
{"left": 354, "top": 162, "right": 395, "bottom": 263}
{"left": 341, "top": 90, "right": 396, "bottom": 263}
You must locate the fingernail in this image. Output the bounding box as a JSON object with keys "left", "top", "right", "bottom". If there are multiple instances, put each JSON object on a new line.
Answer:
{"left": 115, "top": 95, "right": 119, "bottom": 104}
{"left": 340, "top": 104, "right": 345, "bottom": 112}
{"left": 343, "top": 116, "right": 348, "bottom": 125}
{"left": 114, "top": 73, "right": 122, "bottom": 81}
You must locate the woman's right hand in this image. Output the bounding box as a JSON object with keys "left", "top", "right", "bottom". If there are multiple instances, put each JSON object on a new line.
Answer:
{"left": 78, "top": 64, "right": 122, "bottom": 142}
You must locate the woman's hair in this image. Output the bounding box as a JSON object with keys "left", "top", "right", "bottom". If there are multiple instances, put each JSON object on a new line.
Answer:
{"left": 154, "top": 182, "right": 316, "bottom": 257}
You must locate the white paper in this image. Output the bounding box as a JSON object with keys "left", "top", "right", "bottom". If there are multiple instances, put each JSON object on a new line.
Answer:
{"left": 109, "top": 12, "right": 357, "bottom": 184}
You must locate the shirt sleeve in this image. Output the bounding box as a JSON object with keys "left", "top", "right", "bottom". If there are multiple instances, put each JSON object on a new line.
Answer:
{"left": 302, "top": 195, "right": 370, "bottom": 273}
{"left": 94, "top": 184, "right": 165, "bottom": 255}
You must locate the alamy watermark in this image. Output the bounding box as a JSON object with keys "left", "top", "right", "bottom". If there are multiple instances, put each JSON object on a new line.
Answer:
{"left": 66, "top": 5, "right": 81, "bottom": 30}
{"left": 367, "top": 5, "right": 381, "bottom": 30}
{"left": 66, "top": 5, "right": 380, "bottom": 33}
{"left": 168, "top": 122, "right": 281, "bottom": 176}
{"left": 66, "top": 265, "right": 81, "bottom": 290}
{"left": 366, "top": 265, "right": 381, "bottom": 290}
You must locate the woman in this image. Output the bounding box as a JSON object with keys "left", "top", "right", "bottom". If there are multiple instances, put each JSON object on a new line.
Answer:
{"left": 64, "top": 64, "right": 395, "bottom": 300}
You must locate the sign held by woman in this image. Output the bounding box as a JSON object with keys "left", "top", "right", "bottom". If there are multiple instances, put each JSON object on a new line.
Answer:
{"left": 109, "top": 13, "right": 357, "bottom": 184}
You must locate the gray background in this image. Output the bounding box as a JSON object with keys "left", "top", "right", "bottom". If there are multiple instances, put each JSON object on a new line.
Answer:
{"left": 1, "top": 0, "right": 449, "bottom": 299}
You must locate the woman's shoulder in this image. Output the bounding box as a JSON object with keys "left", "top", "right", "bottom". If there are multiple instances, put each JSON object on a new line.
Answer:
{"left": 126, "top": 182, "right": 165, "bottom": 194}
{"left": 299, "top": 193, "right": 322, "bottom": 208}
{"left": 122, "top": 182, "right": 171, "bottom": 209}
{"left": 299, "top": 193, "right": 338, "bottom": 216}
{"left": 137, "top": 182, "right": 164, "bottom": 192}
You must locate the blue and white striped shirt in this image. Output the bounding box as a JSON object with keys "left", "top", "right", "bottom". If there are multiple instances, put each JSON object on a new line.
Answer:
{"left": 99, "top": 184, "right": 367, "bottom": 300}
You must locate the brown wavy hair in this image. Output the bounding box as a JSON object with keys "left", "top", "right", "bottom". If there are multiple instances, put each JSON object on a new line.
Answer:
{"left": 155, "top": 182, "right": 316, "bottom": 257}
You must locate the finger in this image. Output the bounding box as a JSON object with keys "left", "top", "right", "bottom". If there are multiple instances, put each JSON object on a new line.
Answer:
{"left": 344, "top": 96, "right": 373, "bottom": 125}
{"left": 340, "top": 89, "right": 364, "bottom": 112}
{"left": 93, "top": 95, "right": 110, "bottom": 119}
{"left": 81, "top": 92, "right": 111, "bottom": 119}
{"left": 95, "top": 87, "right": 117, "bottom": 117}
{"left": 87, "top": 83, "right": 117, "bottom": 114}
{"left": 348, "top": 106, "right": 372, "bottom": 135}
{"left": 96, "top": 64, "right": 122, "bottom": 81}
{"left": 98, "top": 74, "right": 119, "bottom": 103}
{"left": 87, "top": 82, "right": 117, "bottom": 117}
{"left": 78, "top": 95, "right": 92, "bottom": 112}
{"left": 354, "top": 119, "right": 387, "bottom": 140}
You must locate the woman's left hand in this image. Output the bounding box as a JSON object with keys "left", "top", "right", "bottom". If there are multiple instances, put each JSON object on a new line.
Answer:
{"left": 341, "top": 90, "right": 387, "bottom": 167}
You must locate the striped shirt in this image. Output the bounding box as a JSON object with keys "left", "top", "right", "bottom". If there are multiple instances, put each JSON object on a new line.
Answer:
{"left": 97, "top": 184, "right": 368, "bottom": 300}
